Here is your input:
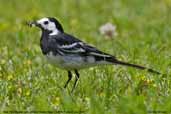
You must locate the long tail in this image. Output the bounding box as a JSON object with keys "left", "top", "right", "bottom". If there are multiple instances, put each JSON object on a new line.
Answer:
{"left": 106, "top": 57, "right": 161, "bottom": 74}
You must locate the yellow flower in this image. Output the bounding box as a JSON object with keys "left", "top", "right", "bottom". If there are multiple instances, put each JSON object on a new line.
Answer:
{"left": 27, "top": 60, "right": 32, "bottom": 65}
{"left": 26, "top": 90, "right": 30, "bottom": 96}
{"left": 140, "top": 75, "right": 146, "bottom": 81}
{"left": 7, "top": 75, "right": 13, "bottom": 80}
{"left": 24, "top": 60, "right": 32, "bottom": 65}
{"left": 53, "top": 97, "right": 60, "bottom": 106}
{"left": 17, "top": 88, "right": 22, "bottom": 96}
{"left": 99, "top": 92, "right": 105, "bottom": 97}
{"left": 146, "top": 79, "right": 152, "bottom": 84}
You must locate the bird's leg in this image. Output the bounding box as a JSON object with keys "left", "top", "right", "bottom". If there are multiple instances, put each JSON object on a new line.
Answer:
{"left": 71, "top": 70, "right": 80, "bottom": 92}
{"left": 64, "top": 71, "right": 72, "bottom": 88}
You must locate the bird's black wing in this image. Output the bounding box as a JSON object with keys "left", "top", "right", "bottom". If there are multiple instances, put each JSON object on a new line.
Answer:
{"left": 50, "top": 33, "right": 116, "bottom": 61}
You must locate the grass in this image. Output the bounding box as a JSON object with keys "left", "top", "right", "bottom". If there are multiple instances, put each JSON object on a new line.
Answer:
{"left": 0, "top": 0, "right": 171, "bottom": 113}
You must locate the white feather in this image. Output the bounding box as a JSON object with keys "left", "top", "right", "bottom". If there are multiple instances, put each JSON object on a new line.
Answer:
{"left": 60, "top": 42, "right": 83, "bottom": 48}
{"left": 89, "top": 52, "right": 111, "bottom": 57}
{"left": 37, "top": 18, "right": 59, "bottom": 35}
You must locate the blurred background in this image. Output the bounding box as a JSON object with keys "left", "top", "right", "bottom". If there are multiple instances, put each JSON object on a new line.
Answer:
{"left": 0, "top": 0, "right": 171, "bottom": 113}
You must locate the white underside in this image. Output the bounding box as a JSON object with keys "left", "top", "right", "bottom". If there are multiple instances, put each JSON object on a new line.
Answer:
{"left": 46, "top": 52, "right": 111, "bottom": 70}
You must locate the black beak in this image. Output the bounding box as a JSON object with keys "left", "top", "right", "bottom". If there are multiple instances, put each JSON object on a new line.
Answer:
{"left": 26, "top": 21, "right": 40, "bottom": 27}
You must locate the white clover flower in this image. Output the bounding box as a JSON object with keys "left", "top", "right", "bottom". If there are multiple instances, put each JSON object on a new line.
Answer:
{"left": 99, "top": 22, "right": 118, "bottom": 38}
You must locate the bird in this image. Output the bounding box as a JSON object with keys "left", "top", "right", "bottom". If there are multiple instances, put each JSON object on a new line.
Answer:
{"left": 27, "top": 17, "right": 161, "bottom": 92}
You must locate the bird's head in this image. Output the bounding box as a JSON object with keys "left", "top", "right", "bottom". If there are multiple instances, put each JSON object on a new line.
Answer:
{"left": 28, "top": 17, "right": 64, "bottom": 35}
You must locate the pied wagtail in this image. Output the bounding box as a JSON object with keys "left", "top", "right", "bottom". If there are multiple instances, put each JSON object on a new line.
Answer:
{"left": 27, "top": 17, "right": 161, "bottom": 91}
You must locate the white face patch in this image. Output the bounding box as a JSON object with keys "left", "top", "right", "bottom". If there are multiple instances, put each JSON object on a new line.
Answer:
{"left": 37, "top": 18, "right": 59, "bottom": 35}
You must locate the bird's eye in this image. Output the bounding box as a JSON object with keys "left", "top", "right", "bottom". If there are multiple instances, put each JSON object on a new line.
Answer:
{"left": 44, "top": 21, "right": 49, "bottom": 25}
